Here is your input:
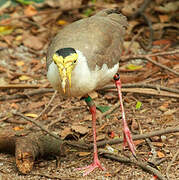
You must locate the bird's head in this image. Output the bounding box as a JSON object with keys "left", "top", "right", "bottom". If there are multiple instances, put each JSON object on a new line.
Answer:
{"left": 52, "top": 47, "right": 78, "bottom": 93}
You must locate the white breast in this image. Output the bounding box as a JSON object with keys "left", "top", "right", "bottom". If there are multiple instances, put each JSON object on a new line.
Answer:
{"left": 47, "top": 50, "right": 119, "bottom": 97}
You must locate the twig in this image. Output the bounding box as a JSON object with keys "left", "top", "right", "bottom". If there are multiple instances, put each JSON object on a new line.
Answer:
{"left": 0, "top": 84, "right": 41, "bottom": 89}
{"left": 166, "top": 149, "right": 179, "bottom": 180}
{"left": 0, "top": 88, "right": 54, "bottom": 101}
{"left": 12, "top": 111, "right": 61, "bottom": 141}
{"left": 122, "top": 50, "right": 179, "bottom": 60}
{"left": 99, "top": 150, "right": 166, "bottom": 180}
{"left": 144, "top": 56, "right": 179, "bottom": 76}
{"left": 132, "top": 0, "right": 151, "bottom": 18}
{"left": 121, "top": 49, "right": 179, "bottom": 76}
{"left": 122, "top": 55, "right": 179, "bottom": 76}
{"left": 90, "top": 126, "right": 179, "bottom": 149}
{"left": 102, "top": 83, "right": 179, "bottom": 94}
{"left": 34, "top": 90, "right": 57, "bottom": 121}
{"left": 139, "top": 13, "right": 153, "bottom": 50}
{"left": 12, "top": 111, "right": 88, "bottom": 150}
{"left": 123, "top": 29, "right": 143, "bottom": 56}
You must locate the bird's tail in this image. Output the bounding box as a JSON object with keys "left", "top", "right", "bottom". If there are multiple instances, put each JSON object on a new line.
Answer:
{"left": 95, "top": 8, "right": 128, "bottom": 29}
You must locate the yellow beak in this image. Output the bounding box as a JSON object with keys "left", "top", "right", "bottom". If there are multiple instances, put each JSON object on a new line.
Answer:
{"left": 53, "top": 53, "right": 77, "bottom": 93}
{"left": 60, "top": 67, "right": 72, "bottom": 93}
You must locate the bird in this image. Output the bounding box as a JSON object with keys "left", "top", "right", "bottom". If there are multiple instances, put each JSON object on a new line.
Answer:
{"left": 46, "top": 9, "right": 136, "bottom": 176}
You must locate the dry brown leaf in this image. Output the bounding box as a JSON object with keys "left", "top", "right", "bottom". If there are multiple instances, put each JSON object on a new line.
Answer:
{"left": 157, "top": 151, "right": 165, "bottom": 158}
{"left": 59, "top": 127, "right": 72, "bottom": 139}
{"left": 23, "top": 33, "right": 44, "bottom": 50}
{"left": 16, "top": 61, "right": 24, "bottom": 67}
{"left": 96, "top": 134, "right": 105, "bottom": 141}
{"left": 13, "top": 126, "right": 24, "bottom": 131}
{"left": 78, "top": 152, "right": 91, "bottom": 157}
{"left": 71, "top": 125, "right": 89, "bottom": 135}
{"left": 88, "top": 91, "right": 98, "bottom": 99}
{"left": 159, "top": 102, "right": 169, "bottom": 112}
{"left": 19, "top": 75, "right": 32, "bottom": 81}
{"left": 152, "top": 142, "right": 164, "bottom": 147}
{"left": 27, "top": 101, "right": 45, "bottom": 110}
{"left": 122, "top": 0, "right": 143, "bottom": 16}
{"left": 159, "top": 15, "right": 170, "bottom": 23}
{"left": 24, "top": 5, "right": 37, "bottom": 16}
{"left": 58, "top": 0, "right": 82, "bottom": 10}
{"left": 168, "top": 78, "right": 179, "bottom": 85}
{"left": 134, "top": 140, "right": 145, "bottom": 146}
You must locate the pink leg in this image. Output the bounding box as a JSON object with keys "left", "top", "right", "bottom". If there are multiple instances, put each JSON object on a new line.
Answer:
{"left": 77, "top": 96, "right": 105, "bottom": 176}
{"left": 114, "top": 73, "right": 136, "bottom": 156}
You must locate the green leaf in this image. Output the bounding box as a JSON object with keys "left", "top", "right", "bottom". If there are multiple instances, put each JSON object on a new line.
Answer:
{"left": 97, "top": 105, "right": 110, "bottom": 113}
{"left": 16, "top": 0, "right": 44, "bottom": 5}
{"left": 0, "top": 26, "right": 14, "bottom": 35}
{"left": 136, "top": 101, "right": 142, "bottom": 110}
{"left": 84, "top": 8, "right": 93, "bottom": 17}
{"left": 127, "top": 64, "right": 142, "bottom": 70}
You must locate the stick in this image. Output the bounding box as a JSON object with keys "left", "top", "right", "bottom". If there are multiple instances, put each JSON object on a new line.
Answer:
{"left": 166, "top": 149, "right": 179, "bottom": 180}
{"left": 100, "top": 150, "right": 166, "bottom": 180}
{"left": 0, "top": 88, "right": 54, "bottom": 101}
{"left": 102, "top": 83, "right": 179, "bottom": 94}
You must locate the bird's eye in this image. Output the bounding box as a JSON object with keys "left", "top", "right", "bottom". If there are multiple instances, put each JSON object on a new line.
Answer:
{"left": 74, "top": 60, "right": 77, "bottom": 63}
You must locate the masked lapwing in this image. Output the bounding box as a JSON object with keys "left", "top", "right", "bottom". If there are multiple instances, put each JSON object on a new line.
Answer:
{"left": 46, "top": 9, "right": 136, "bottom": 176}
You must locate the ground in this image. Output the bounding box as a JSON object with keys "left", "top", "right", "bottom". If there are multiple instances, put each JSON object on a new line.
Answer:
{"left": 0, "top": 0, "right": 179, "bottom": 179}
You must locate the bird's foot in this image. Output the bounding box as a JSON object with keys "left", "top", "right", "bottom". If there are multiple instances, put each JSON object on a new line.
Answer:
{"left": 76, "top": 157, "right": 105, "bottom": 176}
{"left": 123, "top": 124, "right": 136, "bottom": 157}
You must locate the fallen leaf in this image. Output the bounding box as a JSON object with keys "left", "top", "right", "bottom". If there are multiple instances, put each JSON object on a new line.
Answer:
{"left": 126, "top": 64, "right": 143, "bottom": 70}
{"left": 71, "top": 125, "right": 88, "bottom": 135}
{"left": 96, "top": 134, "right": 105, "bottom": 141}
{"left": 153, "top": 39, "right": 171, "bottom": 46}
{"left": 78, "top": 152, "right": 91, "bottom": 157}
{"left": 0, "top": 26, "right": 14, "bottom": 35}
{"left": 27, "top": 101, "right": 45, "bottom": 109}
{"left": 16, "top": 61, "right": 25, "bottom": 67}
{"left": 57, "top": 20, "right": 68, "bottom": 26}
{"left": 97, "top": 105, "right": 110, "bottom": 113}
{"left": 23, "top": 32, "right": 44, "bottom": 50}
{"left": 10, "top": 103, "right": 19, "bottom": 110}
{"left": 136, "top": 101, "right": 142, "bottom": 110}
{"left": 152, "top": 142, "right": 164, "bottom": 147}
{"left": 105, "top": 172, "right": 112, "bottom": 177}
{"left": 19, "top": 75, "right": 31, "bottom": 81}
{"left": 60, "top": 127, "right": 72, "bottom": 139}
{"left": 134, "top": 140, "right": 145, "bottom": 146}
{"left": 168, "top": 78, "right": 179, "bottom": 85}
{"left": 88, "top": 91, "right": 98, "bottom": 99}
{"left": 13, "top": 126, "right": 24, "bottom": 131}
{"left": 58, "top": 0, "right": 82, "bottom": 10}
{"left": 24, "top": 5, "right": 37, "bottom": 16}
{"left": 24, "top": 113, "right": 38, "bottom": 118}
{"left": 159, "top": 15, "right": 169, "bottom": 23}
{"left": 159, "top": 102, "right": 169, "bottom": 112}
{"left": 155, "top": 2, "right": 179, "bottom": 13}
{"left": 157, "top": 151, "right": 165, "bottom": 158}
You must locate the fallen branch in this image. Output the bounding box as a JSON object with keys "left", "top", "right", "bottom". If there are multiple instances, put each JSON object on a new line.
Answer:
{"left": 93, "top": 126, "right": 179, "bottom": 149}
{"left": 121, "top": 49, "right": 179, "bottom": 76}
{"left": 0, "top": 88, "right": 54, "bottom": 101}
{"left": 0, "top": 84, "right": 41, "bottom": 89}
{"left": 99, "top": 149, "right": 166, "bottom": 180}
{"left": 0, "top": 128, "right": 65, "bottom": 174}
{"left": 121, "top": 49, "right": 179, "bottom": 60}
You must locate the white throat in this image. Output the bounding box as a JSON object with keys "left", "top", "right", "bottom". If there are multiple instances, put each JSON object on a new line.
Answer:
{"left": 47, "top": 50, "right": 119, "bottom": 97}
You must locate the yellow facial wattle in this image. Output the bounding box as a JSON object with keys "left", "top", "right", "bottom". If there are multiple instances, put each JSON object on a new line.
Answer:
{"left": 53, "top": 53, "right": 78, "bottom": 93}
